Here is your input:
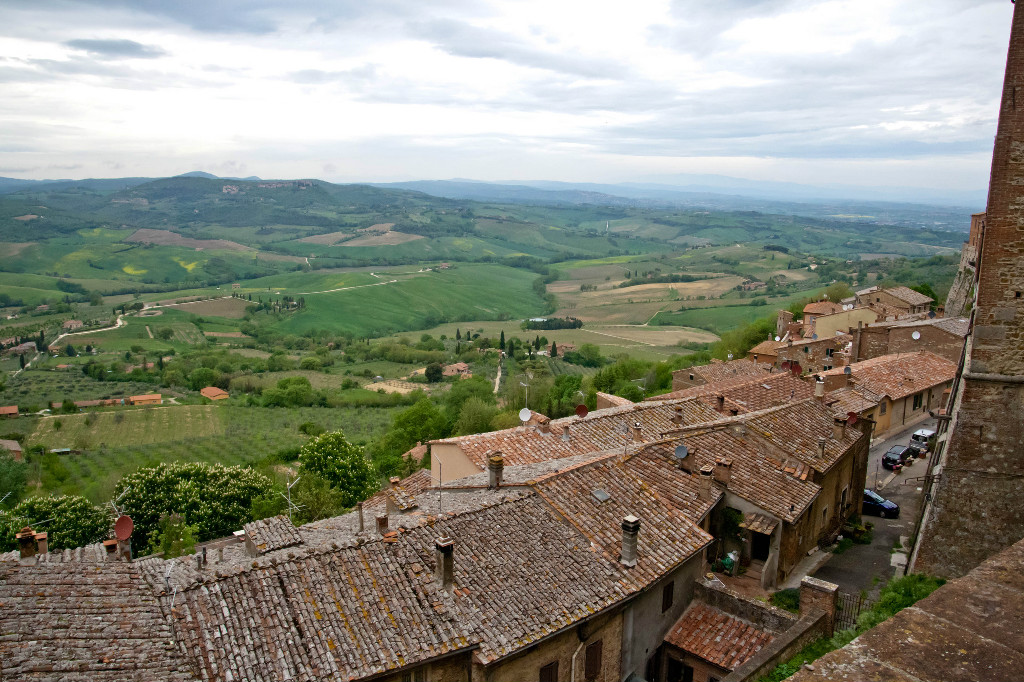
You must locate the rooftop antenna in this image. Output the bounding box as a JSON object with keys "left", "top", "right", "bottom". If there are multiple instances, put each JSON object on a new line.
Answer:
{"left": 110, "top": 487, "right": 130, "bottom": 517}
{"left": 520, "top": 379, "right": 530, "bottom": 410}
{"left": 0, "top": 491, "right": 10, "bottom": 506}
{"left": 279, "top": 476, "right": 304, "bottom": 522}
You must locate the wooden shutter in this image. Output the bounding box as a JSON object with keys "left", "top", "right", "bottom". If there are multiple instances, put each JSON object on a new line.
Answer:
{"left": 539, "top": 661, "right": 558, "bottom": 682}
{"left": 584, "top": 640, "right": 603, "bottom": 681}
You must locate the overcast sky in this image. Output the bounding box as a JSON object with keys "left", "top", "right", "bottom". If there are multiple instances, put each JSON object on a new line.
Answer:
{"left": 0, "top": 0, "right": 1013, "bottom": 192}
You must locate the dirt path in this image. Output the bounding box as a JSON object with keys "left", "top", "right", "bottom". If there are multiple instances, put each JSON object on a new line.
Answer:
{"left": 145, "top": 325, "right": 154, "bottom": 338}
{"left": 294, "top": 279, "right": 398, "bottom": 295}
{"left": 494, "top": 363, "right": 502, "bottom": 394}
{"left": 15, "top": 314, "right": 127, "bottom": 377}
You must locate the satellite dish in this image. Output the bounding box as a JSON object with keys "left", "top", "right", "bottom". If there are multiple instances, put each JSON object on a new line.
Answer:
{"left": 518, "top": 407, "right": 531, "bottom": 423}
{"left": 847, "top": 411, "right": 859, "bottom": 426}
{"left": 673, "top": 445, "right": 689, "bottom": 461}
{"left": 844, "top": 366, "right": 852, "bottom": 375}
{"left": 811, "top": 333, "right": 818, "bottom": 340}
{"left": 774, "top": 336, "right": 781, "bottom": 342}
{"left": 911, "top": 331, "right": 921, "bottom": 340}
{"left": 781, "top": 361, "right": 791, "bottom": 371}
{"left": 575, "top": 404, "right": 589, "bottom": 418}
{"left": 114, "top": 515, "right": 134, "bottom": 541}
{"left": 791, "top": 362, "right": 802, "bottom": 376}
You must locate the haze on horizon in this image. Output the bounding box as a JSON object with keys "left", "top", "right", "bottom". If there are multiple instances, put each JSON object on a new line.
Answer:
{"left": 0, "top": 0, "right": 1012, "bottom": 195}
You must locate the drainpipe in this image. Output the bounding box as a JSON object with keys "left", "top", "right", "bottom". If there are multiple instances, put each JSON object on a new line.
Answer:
{"left": 570, "top": 640, "right": 586, "bottom": 682}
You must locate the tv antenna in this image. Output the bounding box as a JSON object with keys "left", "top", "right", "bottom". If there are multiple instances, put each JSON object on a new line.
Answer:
{"left": 519, "top": 379, "right": 530, "bottom": 410}
{"left": 279, "top": 476, "right": 304, "bottom": 522}
{"left": 110, "top": 487, "right": 130, "bottom": 517}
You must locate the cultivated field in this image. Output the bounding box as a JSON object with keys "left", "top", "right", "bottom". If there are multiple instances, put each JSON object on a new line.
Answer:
{"left": 162, "top": 296, "right": 250, "bottom": 319}
{"left": 125, "top": 228, "right": 253, "bottom": 252}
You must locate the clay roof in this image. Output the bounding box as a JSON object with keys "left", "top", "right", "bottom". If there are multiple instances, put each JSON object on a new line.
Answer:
{"left": 0, "top": 561, "right": 198, "bottom": 681}
{"left": 0, "top": 405, "right": 18, "bottom": 415}
{"left": 803, "top": 301, "right": 843, "bottom": 316}
{"left": 686, "top": 358, "right": 772, "bottom": 384}
{"left": 0, "top": 438, "right": 22, "bottom": 453}
{"left": 748, "top": 339, "right": 784, "bottom": 356}
{"left": 595, "top": 391, "right": 633, "bottom": 407}
{"left": 825, "top": 385, "right": 882, "bottom": 417}
{"left": 885, "top": 316, "right": 970, "bottom": 338}
{"left": 130, "top": 394, "right": 161, "bottom": 401}
{"left": 744, "top": 399, "right": 863, "bottom": 475}
{"left": 665, "top": 602, "right": 775, "bottom": 671}
{"left": 650, "top": 372, "right": 814, "bottom": 414}
{"left": 820, "top": 351, "right": 957, "bottom": 401}
{"left": 789, "top": 536, "right": 1024, "bottom": 682}
{"left": 199, "top": 386, "right": 228, "bottom": 399}
{"left": 243, "top": 515, "right": 303, "bottom": 555}
{"left": 432, "top": 399, "right": 723, "bottom": 472}
{"left": 883, "top": 285, "right": 934, "bottom": 306}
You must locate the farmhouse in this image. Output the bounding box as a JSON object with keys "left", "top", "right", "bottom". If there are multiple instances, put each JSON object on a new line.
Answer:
{"left": 61, "top": 319, "right": 83, "bottom": 331}
{"left": 0, "top": 438, "right": 22, "bottom": 461}
{"left": 0, "top": 405, "right": 18, "bottom": 418}
{"left": 441, "top": 362, "right": 472, "bottom": 377}
{"left": 200, "top": 386, "right": 229, "bottom": 400}
{"left": 49, "top": 398, "right": 124, "bottom": 410}
{"left": 856, "top": 285, "right": 934, "bottom": 315}
{"left": 3, "top": 341, "right": 35, "bottom": 356}
{"left": 129, "top": 394, "right": 162, "bottom": 406}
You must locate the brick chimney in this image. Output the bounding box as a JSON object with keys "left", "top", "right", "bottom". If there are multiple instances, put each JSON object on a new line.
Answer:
{"left": 814, "top": 376, "right": 825, "bottom": 401}
{"left": 488, "top": 452, "right": 504, "bottom": 489}
{"left": 698, "top": 465, "right": 715, "bottom": 501}
{"left": 818, "top": 436, "right": 827, "bottom": 459}
{"left": 620, "top": 515, "right": 640, "bottom": 567}
{"left": 103, "top": 538, "right": 119, "bottom": 561}
{"left": 358, "top": 501, "right": 365, "bottom": 532}
{"left": 16, "top": 526, "right": 39, "bottom": 561}
{"left": 632, "top": 421, "right": 642, "bottom": 442}
{"left": 389, "top": 476, "right": 401, "bottom": 489}
{"left": 376, "top": 514, "right": 389, "bottom": 535}
{"left": 435, "top": 536, "right": 455, "bottom": 589}
{"left": 671, "top": 405, "right": 684, "bottom": 425}
{"left": 713, "top": 458, "right": 732, "bottom": 486}
{"left": 561, "top": 424, "right": 571, "bottom": 442}
{"left": 832, "top": 418, "right": 847, "bottom": 441}
{"left": 716, "top": 395, "right": 725, "bottom": 411}
{"left": 537, "top": 416, "right": 551, "bottom": 434}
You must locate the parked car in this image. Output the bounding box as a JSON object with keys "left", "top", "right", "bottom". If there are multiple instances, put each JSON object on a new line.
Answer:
{"left": 863, "top": 489, "right": 900, "bottom": 518}
{"left": 882, "top": 445, "right": 913, "bottom": 470}
{"left": 908, "top": 428, "right": 936, "bottom": 456}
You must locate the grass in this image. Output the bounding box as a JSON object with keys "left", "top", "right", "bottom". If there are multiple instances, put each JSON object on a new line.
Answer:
{"left": 652, "top": 287, "right": 825, "bottom": 334}
{"left": 756, "top": 574, "right": 946, "bottom": 682}
{"left": 0, "top": 369, "right": 163, "bottom": 411}
{"left": 23, "top": 404, "right": 401, "bottom": 502}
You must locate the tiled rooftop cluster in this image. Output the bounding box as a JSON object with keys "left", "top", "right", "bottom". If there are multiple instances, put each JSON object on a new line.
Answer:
{"left": 686, "top": 358, "right": 772, "bottom": 384}
{"left": 665, "top": 602, "right": 776, "bottom": 671}
{"left": 649, "top": 371, "right": 814, "bottom": 414}
{"left": 243, "top": 514, "right": 304, "bottom": 555}
{"left": 821, "top": 350, "right": 956, "bottom": 400}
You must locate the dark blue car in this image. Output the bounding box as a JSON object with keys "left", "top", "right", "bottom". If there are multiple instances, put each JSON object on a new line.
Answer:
{"left": 863, "top": 489, "right": 900, "bottom": 519}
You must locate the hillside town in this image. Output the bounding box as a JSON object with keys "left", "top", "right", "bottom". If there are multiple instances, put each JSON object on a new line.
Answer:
{"left": 3, "top": 5, "right": 1024, "bottom": 682}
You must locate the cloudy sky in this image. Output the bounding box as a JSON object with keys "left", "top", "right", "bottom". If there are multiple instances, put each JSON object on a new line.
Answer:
{"left": 0, "top": 0, "right": 1013, "bottom": 192}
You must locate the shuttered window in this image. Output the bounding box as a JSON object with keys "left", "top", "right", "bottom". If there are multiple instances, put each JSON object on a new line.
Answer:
{"left": 661, "top": 581, "right": 674, "bottom": 613}
{"left": 584, "top": 640, "right": 603, "bottom": 681}
{"left": 539, "top": 661, "right": 558, "bottom": 682}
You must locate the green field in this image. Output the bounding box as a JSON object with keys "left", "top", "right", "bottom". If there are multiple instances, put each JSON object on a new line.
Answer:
{"left": 24, "top": 403, "right": 400, "bottom": 502}
{"left": 651, "top": 288, "right": 825, "bottom": 334}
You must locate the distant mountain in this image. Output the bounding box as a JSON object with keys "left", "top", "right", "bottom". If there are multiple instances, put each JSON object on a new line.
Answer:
{"left": 178, "top": 171, "right": 263, "bottom": 181}
{"left": 373, "top": 180, "right": 637, "bottom": 206}
{"left": 0, "top": 176, "right": 155, "bottom": 195}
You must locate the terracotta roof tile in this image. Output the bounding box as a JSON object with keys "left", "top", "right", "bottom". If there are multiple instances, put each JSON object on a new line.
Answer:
{"left": 820, "top": 351, "right": 956, "bottom": 401}
{"left": 243, "top": 515, "right": 303, "bottom": 555}
{"left": 650, "top": 372, "right": 814, "bottom": 413}
{"left": 883, "top": 285, "right": 934, "bottom": 306}
{"left": 665, "top": 602, "right": 775, "bottom": 670}
{"left": 686, "top": 359, "right": 772, "bottom": 384}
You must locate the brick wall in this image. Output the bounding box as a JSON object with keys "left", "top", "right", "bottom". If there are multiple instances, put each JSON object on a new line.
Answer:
{"left": 913, "top": 2, "right": 1024, "bottom": 579}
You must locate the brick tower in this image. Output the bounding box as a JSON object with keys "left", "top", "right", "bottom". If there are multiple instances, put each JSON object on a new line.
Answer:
{"left": 911, "top": 2, "right": 1024, "bottom": 578}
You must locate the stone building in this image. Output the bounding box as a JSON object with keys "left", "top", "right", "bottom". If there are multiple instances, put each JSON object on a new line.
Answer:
{"left": 855, "top": 285, "right": 934, "bottom": 315}
{"left": 912, "top": 1, "right": 1024, "bottom": 580}
{"left": 943, "top": 212, "right": 985, "bottom": 318}
{"left": 819, "top": 351, "right": 956, "bottom": 438}
{"left": 647, "top": 371, "right": 814, "bottom": 416}
{"left": 849, "top": 316, "right": 969, "bottom": 364}
{"left": 774, "top": 333, "right": 852, "bottom": 374}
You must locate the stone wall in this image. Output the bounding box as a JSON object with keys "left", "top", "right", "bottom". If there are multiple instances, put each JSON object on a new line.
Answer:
{"left": 913, "top": 3, "right": 1024, "bottom": 579}
{"left": 945, "top": 213, "right": 984, "bottom": 318}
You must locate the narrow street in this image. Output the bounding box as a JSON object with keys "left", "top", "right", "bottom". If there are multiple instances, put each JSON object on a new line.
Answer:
{"left": 811, "top": 416, "right": 935, "bottom": 598}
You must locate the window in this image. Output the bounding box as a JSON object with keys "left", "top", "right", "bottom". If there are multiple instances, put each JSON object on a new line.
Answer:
{"left": 540, "top": 661, "right": 559, "bottom": 682}
{"left": 688, "top": 373, "right": 694, "bottom": 381}
{"left": 584, "top": 640, "right": 603, "bottom": 681}
{"left": 662, "top": 581, "right": 674, "bottom": 613}
{"left": 880, "top": 401, "right": 887, "bottom": 415}
{"left": 913, "top": 393, "right": 923, "bottom": 410}
{"left": 803, "top": 346, "right": 809, "bottom": 354}
{"left": 841, "top": 487, "right": 848, "bottom": 510}
{"left": 825, "top": 347, "right": 834, "bottom": 357}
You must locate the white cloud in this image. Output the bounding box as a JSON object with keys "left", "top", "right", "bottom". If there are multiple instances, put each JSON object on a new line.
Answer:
{"left": 0, "top": 0, "right": 1012, "bottom": 194}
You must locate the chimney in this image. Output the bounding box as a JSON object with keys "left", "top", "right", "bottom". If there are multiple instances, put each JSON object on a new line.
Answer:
{"left": 671, "top": 405, "right": 684, "bottom": 425}
{"left": 814, "top": 376, "right": 825, "bottom": 401}
{"left": 561, "top": 424, "right": 571, "bottom": 442}
{"left": 16, "top": 526, "right": 37, "bottom": 561}
{"left": 435, "top": 536, "right": 455, "bottom": 589}
{"left": 389, "top": 476, "right": 401, "bottom": 489}
{"left": 537, "top": 416, "right": 551, "bottom": 434}
{"left": 716, "top": 395, "right": 725, "bottom": 411}
{"left": 632, "top": 421, "right": 642, "bottom": 442}
{"left": 620, "top": 515, "right": 640, "bottom": 567}
{"left": 818, "top": 437, "right": 827, "bottom": 459}
{"left": 358, "top": 502, "right": 365, "bottom": 532}
{"left": 833, "top": 418, "right": 847, "bottom": 441}
{"left": 103, "top": 538, "right": 119, "bottom": 562}
{"left": 488, "top": 452, "right": 504, "bottom": 489}
{"left": 34, "top": 531, "right": 47, "bottom": 557}
{"left": 376, "top": 514, "right": 389, "bottom": 535}
{"left": 698, "top": 465, "right": 715, "bottom": 501}
{"left": 713, "top": 458, "right": 732, "bottom": 486}
{"left": 118, "top": 538, "right": 132, "bottom": 563}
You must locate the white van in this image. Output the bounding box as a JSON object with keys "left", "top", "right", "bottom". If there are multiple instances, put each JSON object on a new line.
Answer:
{"left": 908, "top": 428, "right": 936, "bottom": 455}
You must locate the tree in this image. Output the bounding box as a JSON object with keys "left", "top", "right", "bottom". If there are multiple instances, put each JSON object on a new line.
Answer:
{"left": 114, "top": 462, "right": 273, "bottom": 551}
{"left": 824, "top": 282, "right": 854, "bottom": 302}
{"left": 148, "top": 513, "right": 198, "bottom": 558}
{"left": 64, "top": 344, "right": 76, "bottom": 357}
{"left": 454, "top": 397, "right": 499, "bottom": 436}
{"left": 910, "top": 282, "right": 939, "bottom": 304}
{"left": 292, "top": 473, "right": 345, "bottom": 523}
{"left": 18, "top": 354, "right": 25, "bottom": 369}
{"left": 0, "top": 495, "right": 109, "bottom": 552}
{"left": 188, "top": 367, "right": 220, "bottom": 391}
{"left": 425, "top": 363, "right": 444, "bottom": 383}
{"left": 455, "top": 328, "right": 461, "bottom": 341}
{"left": 550, "top": 341, "right": 557, "bottom": 357}
{"left": 0, "top": 449, "right": 27, "bottom": 507}
{"left": 299, "top": 431, "right": 377, "bottom": 508}
{"left": 499, "top": 330, "right": 506, "bottom": 352}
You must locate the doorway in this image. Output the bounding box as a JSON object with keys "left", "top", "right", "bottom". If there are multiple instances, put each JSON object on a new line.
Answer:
{"left": 751, "top": 531, "right": 771, "bottom": 561}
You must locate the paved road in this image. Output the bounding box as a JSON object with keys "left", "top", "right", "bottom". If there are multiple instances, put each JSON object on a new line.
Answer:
{"left": 812, "top": 417, "right": 936, "bottom": 599}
